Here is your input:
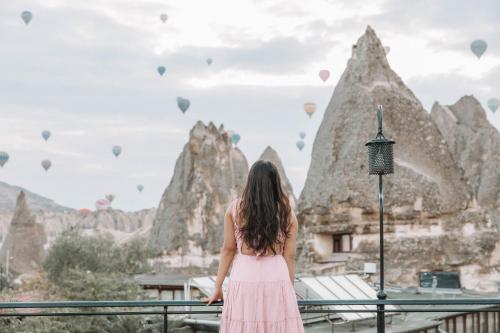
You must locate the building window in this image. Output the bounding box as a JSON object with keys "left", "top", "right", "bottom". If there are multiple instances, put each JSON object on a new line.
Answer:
{"left": 161, "top": 290, "right": 173, "bottom": 300}
{"left": 332, "top": 234, "right": 352, "bottom": 253}
{"left": 174, "top": 290, "right": 185, "bottom": 300}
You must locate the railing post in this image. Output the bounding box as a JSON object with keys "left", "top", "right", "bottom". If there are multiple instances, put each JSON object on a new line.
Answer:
{"left": 164, "top": 305, "right": 168, "bottom": 333}
{"left": 377, "top": 174, "right": 386, "bottom": 333}
{"left": 376, "top": 295, "right": 386, "bottom": 333}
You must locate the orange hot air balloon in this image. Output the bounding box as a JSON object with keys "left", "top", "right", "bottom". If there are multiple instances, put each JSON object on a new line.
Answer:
{"left": 78, "top": 208, "right": 92, "bottom": 215}
{"left": 304, "top": 103, "right": 317, "bottom": 117}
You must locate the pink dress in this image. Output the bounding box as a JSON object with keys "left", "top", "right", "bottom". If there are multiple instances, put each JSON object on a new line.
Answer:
{"left": 219, "top": 199, "right": 305, "bottom": 333}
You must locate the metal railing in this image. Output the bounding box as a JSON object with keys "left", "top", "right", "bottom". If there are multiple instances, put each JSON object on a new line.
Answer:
{"left": 0, "top": 299, "right": 499, "bottom": 332}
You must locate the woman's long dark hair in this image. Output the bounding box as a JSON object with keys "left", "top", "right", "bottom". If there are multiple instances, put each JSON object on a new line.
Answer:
{"left": 237, "top": 160, "right": 291, "bottom": 255}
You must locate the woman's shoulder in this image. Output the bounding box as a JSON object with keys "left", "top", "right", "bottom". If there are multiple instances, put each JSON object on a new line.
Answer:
{"left": 226, "top": 198, "right": 241, "bottom": 217}
{"left": 229, "top": 197, "right": 241, "bottom": 208}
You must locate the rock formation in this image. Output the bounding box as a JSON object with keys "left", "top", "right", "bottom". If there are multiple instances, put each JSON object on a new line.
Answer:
{"left": 0, "top": 209, "right": 155, "bottom": 256}
{"left": 0, "top": 203, "right": 156, "bottom": 249}
{"left": 38, "top": 208, "right": 156, "bottom": 246}
{"left": 431, "top": 96, "right": 500, "bottom": 208}
{"left": 0, "top": 192, "right": 47, "bottom": 274}
{"left": 297, "top": 26, "right": 500, "bottom": 291}
{"left": 300, "top": 26, "right": 468, "bottom": 217}
{"left": 148, "top": 121, "right": 249, "bottom": 261}
{"left": 258, "top": 146, "right": 296, "bottom": 209}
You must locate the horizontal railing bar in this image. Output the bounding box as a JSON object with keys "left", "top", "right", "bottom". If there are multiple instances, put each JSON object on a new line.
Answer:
{"left": 300, "top": 309, "right": 500, "bottom": 313}
{"left": 0, "top": 310, "right": 223, "bottom": 317}
{"left": 2, "top": 308, "right": 500, "bottom": 318}
{"left": 0, "top": 299, "right": 500, "bottom": 308}
{"left": 298, "top": 299, "right": 500, "bottom": 306}
{"left": 0, "top": 311, "right": 166, "bottom": 317}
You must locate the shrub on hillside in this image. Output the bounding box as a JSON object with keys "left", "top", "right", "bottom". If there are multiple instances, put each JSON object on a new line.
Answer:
{"left": 43, "top": 228, "right": 154, "bottom": 283}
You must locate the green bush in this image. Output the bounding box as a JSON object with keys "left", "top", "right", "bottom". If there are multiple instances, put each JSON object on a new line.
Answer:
{"left": 56, "top": 269, "right": 143, "bottom": 301}
{"left": 43, "top": 228, "right": 155, "bottom": 284}
{"left": 109, "top": 236, "right": 156, "bottom": 275}
{"left": 0, "top": 228, "right": 183, "bottom": 332}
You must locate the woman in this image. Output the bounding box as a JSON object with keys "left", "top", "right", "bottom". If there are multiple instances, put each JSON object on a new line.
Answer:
{"left": 201, "top": 160, "right": 305, "bottom": 332}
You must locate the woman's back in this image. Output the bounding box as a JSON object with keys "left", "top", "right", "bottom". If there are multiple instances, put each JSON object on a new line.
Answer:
{"left": 230, "top": 198, "right": 290, "bottom": 257}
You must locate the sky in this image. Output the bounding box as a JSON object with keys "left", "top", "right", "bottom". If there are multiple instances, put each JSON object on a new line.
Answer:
{"left": 1, "top": 0, "right": 500, "bottom": 211}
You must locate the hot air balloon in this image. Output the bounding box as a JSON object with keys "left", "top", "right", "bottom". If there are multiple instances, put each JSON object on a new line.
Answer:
{"left": 471, "top": 40, "right": 487, "bottom": 59}
{"left": 112, "top": 145, "right": 122, "bottom": 157}
{"left": 206, "top": 58, "right": 213, "bottom": 66}
{"left": 41, "top": 159, "right": 51, "bottom": 171}
{"left": 319, "top": 70, "right": 330, "bottom": 82}
{"left": 231, "top": 133, "right": 241, "bottom": 146}
{"left": 487, "top": 98, "right": 500, "bottom": 113}
{"left": 296, "top": 140, "right": 305, "bottom": 151}
{"left": 304, "top": 102, "right": 316, "bottom": 117}
{"left": 384, "top": 46, "right": 390, "bottom": 54}
{"left": 137, "top": 184, "right": 144, "bottom": 192}
{"left": 299, "top": 131, "right": 306, "bottom": 139}
{"left": 95, "top": 198, "right": 110, "bottom": 211}
{"left": 21, "top": 11, "right": 32, "bottom": 25}
{"left": 176, "top": 97, "right": 190, "bottom": 114}
{"left": 157, "top": 66, "right": 166, "bottom": 76}
{"left": 0, "top": 152, "right": 9, "bottom": 168}
{"left": 105, "top": 194, "right": 115, "bottom": 203}
{"left": 78, "top": 208, "right": 92, "bottom": 215}
{"left": 41, "top": 130, "right": 51, "bottom": 142}
{"left": 160, "top": 13, "right": 168, "bottom": 23}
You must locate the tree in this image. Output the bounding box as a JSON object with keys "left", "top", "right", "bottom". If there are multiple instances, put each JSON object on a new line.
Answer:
{"left": 43, "top": 228, "right": 155, "bottom": 283}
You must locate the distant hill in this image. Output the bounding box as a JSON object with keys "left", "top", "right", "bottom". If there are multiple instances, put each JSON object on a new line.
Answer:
{"left": 0, "top": 181, "right": 72, "bottom": 213}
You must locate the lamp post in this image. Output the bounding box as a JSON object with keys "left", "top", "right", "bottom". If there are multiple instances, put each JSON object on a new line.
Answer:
{"left": 365, "top": 105, "right": 395, "bottom": 333}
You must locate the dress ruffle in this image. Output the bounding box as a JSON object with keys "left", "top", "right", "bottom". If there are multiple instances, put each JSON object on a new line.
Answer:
{"left": 219, "top": 316, "right": 305, "bottom": 333}
{"left": 220, "top": 279, "right": 305, "bottom": 333}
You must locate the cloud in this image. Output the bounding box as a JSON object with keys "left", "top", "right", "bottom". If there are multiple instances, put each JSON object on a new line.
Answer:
{"left": 407, "top": 73, "right": 485, "bottom": 109}
{"left": 371, "top": 0, "right": 500, "bottom": 54}
{"left": 1, "top": 0, "right": 500, "bottom": 212}
{"left": 156, "top": 36, "right": 337, "bottom": 80}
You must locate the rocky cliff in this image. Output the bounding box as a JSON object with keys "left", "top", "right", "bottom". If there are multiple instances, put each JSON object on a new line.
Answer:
{"left": 39, "top": 208, "right": 156, "bottom": 246}
{"left": 0, "top": 211, "right": 155, "bottom": 257}
{"left": 431, "top": 96, "right": 500, "bottom": 209}
{"left": 0, "top": 192, "right": 47, "bottom": 274}
{"left": 0, "top": 180, "right": 155, "bottom": 247}
{"left": 0, "top": 207, "right": 156, "bottom": 249}
{"left": 300, "top": 26, "right": 468, "bottom": 217}
{"left": 297, "top": 26, "right": 499, "bottom": 291}
{"left": 148, "top": 121, "right": 249, "bottom": 263}
{"left": 258, "top": 146, "right": 296, "bottom": 209}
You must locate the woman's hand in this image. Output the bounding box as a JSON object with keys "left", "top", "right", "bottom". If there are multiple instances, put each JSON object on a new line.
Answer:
{"left": 200, "top": 286, "right": 224, "bottom": 305}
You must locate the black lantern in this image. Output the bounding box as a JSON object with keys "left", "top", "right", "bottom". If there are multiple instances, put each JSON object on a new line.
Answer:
{"left": 366, "top": 106, "right": 395, "bottom": 175}
{"left": 365, "top": 105, "right": 395, "bottom": 333}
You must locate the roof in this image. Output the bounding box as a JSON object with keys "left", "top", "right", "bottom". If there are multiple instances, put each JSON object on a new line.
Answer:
{"left": 296, "top": 274, "right": 398, "bottom": 322}
{"left": 189, "top": 276, "right": 229, "bottom": 296}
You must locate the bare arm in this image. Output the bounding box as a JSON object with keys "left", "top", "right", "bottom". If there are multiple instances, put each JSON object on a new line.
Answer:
{"left": 213, "top": 204, "right": 237, "bottom": 290}
{"left": 283, "top": 210, "right": 299, "bottom": 286}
